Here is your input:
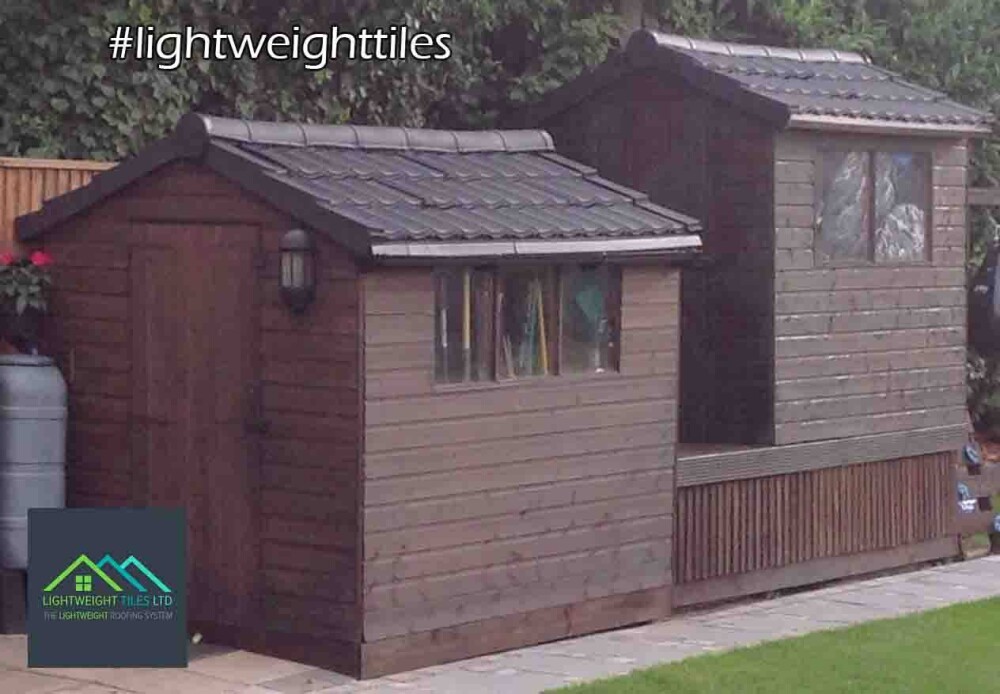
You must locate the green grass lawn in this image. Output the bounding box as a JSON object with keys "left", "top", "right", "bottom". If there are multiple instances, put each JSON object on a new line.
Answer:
{"left": 551, "top": 597, "right": 1000, "bottom": 693}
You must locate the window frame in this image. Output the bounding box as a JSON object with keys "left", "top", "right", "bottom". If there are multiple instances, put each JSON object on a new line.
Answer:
{"left": 814, "top": 145, "right": 933, "bottom": 268}
{"left": 432, "top": 262, "right": 623, "bottom": 390}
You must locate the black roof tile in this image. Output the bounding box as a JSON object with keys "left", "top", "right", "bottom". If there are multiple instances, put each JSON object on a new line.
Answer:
{"left": 17, "top": 113, "right": 702, "bottom": 260}
{"left": 528, "top": 29, "right": 994, "bottom": 135}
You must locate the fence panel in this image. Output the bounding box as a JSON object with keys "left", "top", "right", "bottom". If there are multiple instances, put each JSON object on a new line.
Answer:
{"left": 0, "top": 157, "right": 113, "bottom": 251}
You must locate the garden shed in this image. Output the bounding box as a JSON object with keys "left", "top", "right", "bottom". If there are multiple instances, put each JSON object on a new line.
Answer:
{"left": 526, "top": 29, "right": 995, "bottom": 607}
{"left": 14, "top": 113, "right": 702, "bottom": 677}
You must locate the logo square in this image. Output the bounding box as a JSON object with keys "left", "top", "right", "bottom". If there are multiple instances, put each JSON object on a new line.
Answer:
{"left": 27, "top": 508, "right": 187, "bottom": 667}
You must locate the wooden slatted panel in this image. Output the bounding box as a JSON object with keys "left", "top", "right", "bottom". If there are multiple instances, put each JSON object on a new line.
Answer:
{"left": 0, "top": 157, "right": 113, "bottom": 251}
{"left": 675, "top": 452, "right": 954, "bottom": 584}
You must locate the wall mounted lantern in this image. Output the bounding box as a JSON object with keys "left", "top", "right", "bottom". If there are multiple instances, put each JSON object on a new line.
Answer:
{"left": 279, "top": 228, "right": 316, "bottom": 313}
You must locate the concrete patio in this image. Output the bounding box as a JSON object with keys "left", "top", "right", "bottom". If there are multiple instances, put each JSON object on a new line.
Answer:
{"left": 2, "top": 555, "right": 998, "bottom": 694}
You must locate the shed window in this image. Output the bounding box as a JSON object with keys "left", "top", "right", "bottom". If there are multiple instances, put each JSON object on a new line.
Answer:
{"left": 434, "top": 264, "right": 621, "bottom": 383}
{"left": 434, "top": 268, "right": 494, "bottom": 383}
{"left": 497, "top": 268, "right": 558, "bottom": 378}
{"left": 560, "top": 265, "right": 620, "bottom": 374}
{"left": 817, "top": 149, "right": 930, "bottom": 264}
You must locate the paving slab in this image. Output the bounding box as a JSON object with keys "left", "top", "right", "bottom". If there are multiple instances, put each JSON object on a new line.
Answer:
{"left": 395, "top": 666, "right": 578, "bottom": 694}
{"left": 189, "top": 651, "right": 315, "bottom": 685}
{"left": 259, "top": 667, "right": 356, "bottom": 694}
{"left": 0, "top": 668, "right": 75, "bottom": 694}
{"left": 28, "top": 666, "right": 258, "bottom": 694}
{"left": 0, "top": 636, "right": 28, "bottom": 669}
{"left": 0, "top": 555, "right": 997, "bottom": 694}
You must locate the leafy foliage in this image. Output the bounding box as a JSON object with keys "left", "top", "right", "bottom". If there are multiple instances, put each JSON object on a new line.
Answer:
{"left": 4, "top": 0, "right": 1000, "bottom": 410}
{"left": 0, "top": 251, "right": 54, "bottom": 353}
{"left": 0, "top": 1, "right": 622, "bottom": 160}
{"left": 0, "top": 252, "right": 54, "bottom": 317}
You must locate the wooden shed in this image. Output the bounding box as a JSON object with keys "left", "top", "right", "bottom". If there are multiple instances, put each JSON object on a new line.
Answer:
{"left": 526, "top": 29, "right": 995, "bottom": 607}
{"left": 14, "top": 113, "right": 702, "bottom": 677}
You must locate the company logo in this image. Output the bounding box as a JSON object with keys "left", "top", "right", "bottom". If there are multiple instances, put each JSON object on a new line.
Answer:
{"left": 29, "top": 509, "right": 186, "bottom": 667}
{"left": 43, "top": 554, "right": 172, "bottom": 594}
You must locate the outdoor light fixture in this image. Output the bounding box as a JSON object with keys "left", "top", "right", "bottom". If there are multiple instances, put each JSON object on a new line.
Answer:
{"left": 279, "top": 228, "right": 316, "bottom": 313}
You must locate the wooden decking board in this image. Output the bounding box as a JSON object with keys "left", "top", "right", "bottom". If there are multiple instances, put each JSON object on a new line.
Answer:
{"left": 677, "top": 425, "right": 965, "bottom": 487}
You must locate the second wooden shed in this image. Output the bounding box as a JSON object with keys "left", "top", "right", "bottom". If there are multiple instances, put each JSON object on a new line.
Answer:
{"left": 15, "top": 113, "right": 703, "bottom": 677}
{"left": 526, "top": 29, "right": 995, "bottom": 607}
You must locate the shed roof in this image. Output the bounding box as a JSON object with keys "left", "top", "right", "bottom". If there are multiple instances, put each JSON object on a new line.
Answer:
{"left": 526, "top": 29, "right": 995, "bottom": 137}
{"left": 16, "top": 113, "right": 702, "bottom": 261}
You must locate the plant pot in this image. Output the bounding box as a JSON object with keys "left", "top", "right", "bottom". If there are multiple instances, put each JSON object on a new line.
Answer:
{"left": 0, "top": 309, "right": 41, "bottom": 355}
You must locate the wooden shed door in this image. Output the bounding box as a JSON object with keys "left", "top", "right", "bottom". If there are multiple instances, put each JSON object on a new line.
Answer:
{"left": 130, "top": 223, "right": 261, "bottom": 640}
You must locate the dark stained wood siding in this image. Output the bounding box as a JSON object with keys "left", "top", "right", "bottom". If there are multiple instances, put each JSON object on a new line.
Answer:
{"left": 699, "top": 107, "right": 774, "bottom": 445}
{"left": 543, "top": 72, "right": 774, "bottom": 445}
{"left": 773, "top": 133, "right": 968, "bottom": 444}
{"left": 360, "top": 264, "right": 679, "bottom": 646}
{"left": 33, "top": 162, "right": 361, "bottom": 673}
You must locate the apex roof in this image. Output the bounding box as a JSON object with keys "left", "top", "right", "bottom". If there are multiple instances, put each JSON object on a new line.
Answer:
{"left": 526, "top": 29, "right": 995, "bottom": 136}
{"left": 17, "top": 113, "right": 702, "bottom": 261}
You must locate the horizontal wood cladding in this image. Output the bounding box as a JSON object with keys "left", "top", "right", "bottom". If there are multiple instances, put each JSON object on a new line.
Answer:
{"left": 32, "top": 162, "right": 362, "bottom": 670}
{"left": 694, "top": 107, "right": 774, "bottom": 445}
{"left": 360, "top": 586, "right": 670, "bottom": 679}
{"left": 675, "top": 452, "right": 955, "bottom": 585}
{"left": 39, "top": 212, "right": 133, "bottom": 508}
{"left": 256, "top": 219, "right": 360, "bottom": 647}
{"left": 773, "top": 133, "right": 968, "bottom": 445}
{"left": 361, "top": 264, "right": 679, "bottom": 644}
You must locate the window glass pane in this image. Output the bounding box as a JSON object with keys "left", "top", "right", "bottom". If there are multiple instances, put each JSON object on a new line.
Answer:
{"left": 874, "top": 151, "right": 930, "bottom": 263}
{"left": 561, "top": 265, "right": 620, "bottom": 374}
{"left": 434, "top": 268, "right": 493, "bottom": 383}
{"left": 498, "top": 268, "right": 558, "bottom": 379}
{"left": 817, "top": 150, "right": 871, "bottom": 263}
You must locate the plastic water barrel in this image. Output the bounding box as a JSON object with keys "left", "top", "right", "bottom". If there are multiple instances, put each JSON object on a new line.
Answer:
{"left": 0, "top": 355, "right": 67, "bottom": 569}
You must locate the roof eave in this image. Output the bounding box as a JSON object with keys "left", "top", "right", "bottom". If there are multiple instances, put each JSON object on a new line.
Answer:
{"left": 787, "top": 113, "right": 995, "bottom": 138}
{"left": 16, "top": 133, "right": 192, "bottom": 242}
{"left": 369, "top": 235, "right": 703, "bottom": 264}
{"left": 522, "top": 34, "right": 792, "bottom": 130}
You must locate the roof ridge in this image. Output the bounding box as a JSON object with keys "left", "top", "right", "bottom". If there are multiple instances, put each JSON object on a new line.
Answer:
{"left": 627, "top": 29, "right": 870, "bottom": 65}
{"left": 176, "top": 113, "right": 554, "bottom": 154}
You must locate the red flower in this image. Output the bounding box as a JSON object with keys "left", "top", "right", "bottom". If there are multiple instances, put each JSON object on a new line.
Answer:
{"left": 29, "top": 251, "right": 53, "bottom": 267}
{"left": 0, "top": 254, "right": 13, "bottom": 266}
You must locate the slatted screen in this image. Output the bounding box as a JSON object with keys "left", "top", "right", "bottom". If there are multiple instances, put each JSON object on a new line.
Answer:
{"left": 0, "top": 157, "right": 113, "bottom": 251}
{"left": 675, "top": 452, "right": 954, "bottom": 584}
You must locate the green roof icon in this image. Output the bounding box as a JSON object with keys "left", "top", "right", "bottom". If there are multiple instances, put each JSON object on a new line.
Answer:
{"left": 43, "top": 554, "right": 172, "bottom": 593}
{"left": 43, "top": 554, "right": 122, "bottom": 592}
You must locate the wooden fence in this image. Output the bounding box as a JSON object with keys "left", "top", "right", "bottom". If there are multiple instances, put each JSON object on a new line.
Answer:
{"left": 0, "top": 157, "right": 112, "bottom": 251}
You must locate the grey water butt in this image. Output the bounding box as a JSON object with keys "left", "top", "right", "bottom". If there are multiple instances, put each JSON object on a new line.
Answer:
{"left": 0, "top": 354, "right": 67, "bottom": 570}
